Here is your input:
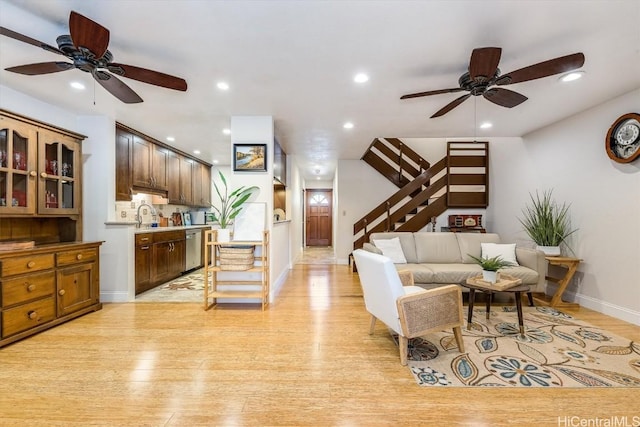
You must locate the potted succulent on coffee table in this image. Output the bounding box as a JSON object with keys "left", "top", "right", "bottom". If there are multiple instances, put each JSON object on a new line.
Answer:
{"left": 468, "top": 254, "right": 515, "bottom": 284}
{"left": 518, "top": 189, "right": 577, "bottom": 256}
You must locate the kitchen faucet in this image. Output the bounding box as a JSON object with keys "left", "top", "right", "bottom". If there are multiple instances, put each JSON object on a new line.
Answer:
{"left": 136, "top": 201, "right": 156, "bottom": 228}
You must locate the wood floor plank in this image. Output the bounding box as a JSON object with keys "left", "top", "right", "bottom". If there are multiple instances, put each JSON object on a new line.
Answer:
{"left": 0, "top": 264, "right": 638, "bottom": 426}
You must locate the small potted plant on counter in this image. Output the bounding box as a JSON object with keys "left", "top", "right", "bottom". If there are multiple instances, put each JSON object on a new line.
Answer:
{"left": 468, "top": 254, "right": 515, "bottom": 284}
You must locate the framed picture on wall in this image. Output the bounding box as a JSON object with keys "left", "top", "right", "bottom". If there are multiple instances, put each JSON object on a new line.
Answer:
{"left": 233, "top": 143, "right": 267, "bottom": 172}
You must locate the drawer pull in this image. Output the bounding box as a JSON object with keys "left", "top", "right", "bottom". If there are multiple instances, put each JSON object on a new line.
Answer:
{"left": 28, "top": 310, "right": 38, "bottom": 320}
{"left": 27, "top": 261, "right": 36, "bottom": 268}
{"left": 58, "top": 289, "right": 66, "bottom": 296}
{"left": 27, "top": 283, "right": 36, "bottom": 292}
{"left": 140, "top": 237, "right": 149, "bottom": 242}
{"left": 76, "top": 254, "right": 83, "bottom": 260}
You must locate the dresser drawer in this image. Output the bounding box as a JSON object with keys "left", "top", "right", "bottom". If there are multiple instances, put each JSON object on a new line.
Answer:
{"left": 1, "top": 296, "right": 55, "bottom": 337}
{"left": 1, "top": 272, "right": 56, "bottom": 307}
{"left": 56, "top": 248, "right": 98, "bottom": 267}
{"left": 0, "top": 254, "right": 55, "bottom": 277}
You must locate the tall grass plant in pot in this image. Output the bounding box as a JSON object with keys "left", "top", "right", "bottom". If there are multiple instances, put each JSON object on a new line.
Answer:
{"left": 210, "top": 171, "right": 258, "bottom": 242}
{"left": 519, "top": 190, "right": 577, "bottom": 256}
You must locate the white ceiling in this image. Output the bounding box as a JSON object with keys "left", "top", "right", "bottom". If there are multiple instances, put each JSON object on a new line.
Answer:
{"left": 1, "top": 0, "right": 639, "bottom": 181}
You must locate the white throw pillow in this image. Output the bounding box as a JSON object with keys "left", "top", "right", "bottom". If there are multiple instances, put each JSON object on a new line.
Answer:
{"left": 372, "top": 237, "right": 407, "bottom": 264}
{"left": 481, "top": 243, "right": 519, "bottom": 266}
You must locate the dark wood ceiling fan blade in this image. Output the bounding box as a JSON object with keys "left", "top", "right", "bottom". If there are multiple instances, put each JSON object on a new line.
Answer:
{"left": 92, "top": 70, "right": 143, "bottom": 104}
{"left": 469, "top": 47, "right": 501, "bottom": 80}
{"left": 69, "top": 11, "right": 110, "bottom": 59}
{"left": 108, "top": 63, "right": 188, "bottom": 91}
{"left": 483, "top": 88, "right": 528, "bottom": 108}
{"left": 0, "top": 26, "right": 64, "bottom": 55}
{"left": 6, "top": 62, "right": 74, "bottom": 75}
{"left": 497, "top": 52, "right": 585, "bottom": 85}
{"left": 400, "top": 87, "right": 463, "bottom": 100}
{"left": 430, "top": 93, "right": 471, "bottom": 118}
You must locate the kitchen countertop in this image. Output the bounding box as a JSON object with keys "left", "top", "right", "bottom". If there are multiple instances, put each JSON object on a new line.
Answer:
{"left": 104, "top": 221, "right": 211, "bottom": 233}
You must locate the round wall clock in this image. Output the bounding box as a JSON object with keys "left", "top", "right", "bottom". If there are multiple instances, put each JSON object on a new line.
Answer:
{"left": 605, "top": 112, "right": 640, "bottom": 163}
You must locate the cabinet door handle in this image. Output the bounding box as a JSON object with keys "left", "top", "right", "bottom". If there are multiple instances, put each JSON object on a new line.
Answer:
{"left": 27, "top": 310, "right": 38, "bottom": 320}
{"left": 58, "top": 289, "right": 66, "bottom": 296}
{"left": 30, "top": 170, "right": 37, "bottom": 177}
{"left": 27, "top": 261, "right": 36, "bottom": 268}
{"left": 27, "top": 283, "right": 36, "bottom": 292}
{"left": 40, "top": 172, "right": 47, "bottom": 178}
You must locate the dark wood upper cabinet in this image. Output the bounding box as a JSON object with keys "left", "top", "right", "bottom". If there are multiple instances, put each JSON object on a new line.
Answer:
{"left": 274, "top": 139, "right": 286, "bottom": 185}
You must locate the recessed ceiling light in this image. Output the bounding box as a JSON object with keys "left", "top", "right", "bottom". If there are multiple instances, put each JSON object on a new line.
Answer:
{"left": 559, "top": 71, "right": 584, "bottom": 82}
{"left": 222, "top": 128, "right": 231, "bottom": 135}
{"left": 479, "top": 122, "right": 493, "bottom": 129}
{"left": 316, "top": 176, "right": 321, "bottom": 180}
{"left": 212, "top": 160, "right": 219, "bottom": 164}
{"left": 70, "top": 81, "right": 85, "bottom": 90}
{"left": 354, "top": 73, "right": 369, "bottom": 83}
{"left": 343, "top": 122, "right": 354, "bottom": 129}
{"left": 193, "top": 150, "right": 201, "bottom": 155}
{"left": 217, "top": 82, "right": 229, "bottom": 90}
{"left": 166, "top": 136, "right": 175, "bottom": 142}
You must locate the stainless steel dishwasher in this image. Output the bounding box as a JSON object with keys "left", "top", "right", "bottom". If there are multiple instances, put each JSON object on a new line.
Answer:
{"left": 185, "top": 229, "right": 202, "bottom": 271}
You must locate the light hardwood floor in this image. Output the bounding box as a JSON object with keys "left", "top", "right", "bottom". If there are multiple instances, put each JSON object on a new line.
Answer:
{"left": 0, "top": 263, "right": 638, "bottom": 426}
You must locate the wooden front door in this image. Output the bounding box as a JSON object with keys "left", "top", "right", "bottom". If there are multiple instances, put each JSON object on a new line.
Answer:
{"left": 305, "top": 189, "right": 332, "bottom": 246}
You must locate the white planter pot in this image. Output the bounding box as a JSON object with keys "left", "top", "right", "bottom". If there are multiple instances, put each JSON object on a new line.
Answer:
{"left": 536, "top": 245, "right": 561, "bottom": 256}
{"left": 217, "top": 228, "right": 231, "bottom": 243}
{"left": 482, "top": 270, "right": 498, "bottom": 284}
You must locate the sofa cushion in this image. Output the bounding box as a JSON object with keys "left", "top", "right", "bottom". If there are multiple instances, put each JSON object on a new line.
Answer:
{"left": 500, "top": 265, "right": 540, "bottom": 285}
{"left": 414, "top": 232, "right": 462, "bottom": 263}
{"left": 372, "top": 237, "right": 407, "bottom": 264}
{"left": 369, "top": 232, "right": 418, "bottom": 263}
{"left": 426, "top": 263, "right": 482, "bottom": 284}
{"left": 481, "top": 243, "right": 519, "bottom": 266}
{"left": 392, "top": 264, "right": 435, "bottom": 284}
{"left": 456, "top": 233, "right": 501, "bottom": 263}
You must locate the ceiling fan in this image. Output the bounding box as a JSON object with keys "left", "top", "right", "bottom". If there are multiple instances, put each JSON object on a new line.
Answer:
{"left": 0, "top": 11, "right": 187, "bottom": 103}
{"left": 401, "top": 47, "right": 585, "bottom": 118}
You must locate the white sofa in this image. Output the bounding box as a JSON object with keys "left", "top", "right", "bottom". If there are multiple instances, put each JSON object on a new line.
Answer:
{"left": 363, "top": 232, "right": 546, "bottom": 293}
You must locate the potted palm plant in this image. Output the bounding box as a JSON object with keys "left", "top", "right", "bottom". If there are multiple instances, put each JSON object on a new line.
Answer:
{"left": 518, "top": 190, "right": 577, "bottom": 256}
{"left": 211, "top": 171, "right": 258, "bottom": 242}
{"left": 468, "top": 254, "right": 515, "bottom": 283}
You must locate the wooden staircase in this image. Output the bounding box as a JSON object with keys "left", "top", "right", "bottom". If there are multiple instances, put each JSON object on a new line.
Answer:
{"left": 354, "top": 140, "right": 489, "bottom": 251}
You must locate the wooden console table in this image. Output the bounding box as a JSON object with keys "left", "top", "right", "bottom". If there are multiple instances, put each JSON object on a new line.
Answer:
{"left": 533, "top": 256, "right": 582, "bottom": 308}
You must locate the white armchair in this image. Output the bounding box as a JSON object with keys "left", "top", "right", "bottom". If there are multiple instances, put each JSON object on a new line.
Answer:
{"left": 353, "top": 249, "right": 465, "bottom": 365}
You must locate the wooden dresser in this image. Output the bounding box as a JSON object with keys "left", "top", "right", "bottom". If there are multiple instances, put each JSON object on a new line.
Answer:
{"left": 0, "top": 242, "right": 102, "bottom": 347}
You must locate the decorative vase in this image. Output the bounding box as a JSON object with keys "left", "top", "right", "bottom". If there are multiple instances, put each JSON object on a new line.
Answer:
{"left": 217, "top": 228, "right": 231, "bottom": 243}
{"left": 536, "top": 245, "right": 561, "bottom": 256}
{"left": 482, "top": 270, "right": 498, "bottom": 284}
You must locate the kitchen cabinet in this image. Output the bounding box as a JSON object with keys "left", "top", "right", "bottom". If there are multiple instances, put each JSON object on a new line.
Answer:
{"left": 191, "top": 161, "right": 211, "bottom": 208}
{"left": 115, "top": 122, "right": 213, "bottom": 207}
{"left": 115, "top": 127, "right": 132, "bottom": 201}
{"left": 134, "top": 230, "right": 185, "bottom": 295}
{"left": 179, "top": 156, "right": 193, "bottom": 205}
{"left": 273, "top": 139, "right": 287, "bottom": 185}
{"left": 203, "top": 230, "right": 270, "bottom": 311}
{"left": 131, "top": 135, "right": 168, "bottom": 193}
{"left": 0, "top": 242, "right": 102, "bottom": 348}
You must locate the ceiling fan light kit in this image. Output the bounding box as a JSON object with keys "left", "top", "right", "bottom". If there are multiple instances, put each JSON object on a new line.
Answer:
{"left": 0, "top": 10, "right": 188, "bottom": 103}
{"left": 401, "top": 47, "right": 585, "bottom": 118}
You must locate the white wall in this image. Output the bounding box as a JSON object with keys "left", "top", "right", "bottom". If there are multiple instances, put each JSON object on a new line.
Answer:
{"left": 489, "top": 90, "right": 640, "bottom": 324}
{"left": 335, "top": 159, "right": 399, "bottom": 263}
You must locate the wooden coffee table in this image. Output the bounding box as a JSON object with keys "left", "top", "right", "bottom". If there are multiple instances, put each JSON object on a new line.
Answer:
{"left": 463, "top": 276, "right": 531, "bottom": 338}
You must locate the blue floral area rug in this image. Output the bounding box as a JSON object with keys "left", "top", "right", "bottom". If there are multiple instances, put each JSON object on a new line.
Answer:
{"left": 406, "top": 306, "right": 640, "bottom": 387}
